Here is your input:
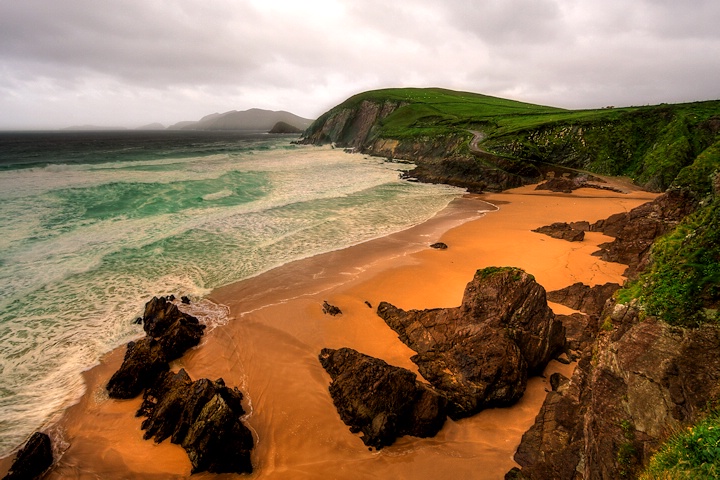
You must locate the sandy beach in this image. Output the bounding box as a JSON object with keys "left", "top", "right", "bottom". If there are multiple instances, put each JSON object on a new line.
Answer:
{"left": 1, "top": 181, "right": 658, "bottom": 479}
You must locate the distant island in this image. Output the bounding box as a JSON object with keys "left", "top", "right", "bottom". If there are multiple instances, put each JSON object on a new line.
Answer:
{"left": 63, "top": 108, "right": 313, "bottom": 133}
{"left": 167, "top": 108, "right": 312, "bottom": 132}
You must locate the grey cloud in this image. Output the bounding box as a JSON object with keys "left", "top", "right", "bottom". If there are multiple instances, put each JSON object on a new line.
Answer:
{"left": 0, "top": 0, "right": 718, "bottom": 129}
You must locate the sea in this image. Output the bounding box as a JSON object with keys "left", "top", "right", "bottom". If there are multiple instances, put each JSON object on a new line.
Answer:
{"left": 0, "top": 130, "right": 463, "bottom": 456}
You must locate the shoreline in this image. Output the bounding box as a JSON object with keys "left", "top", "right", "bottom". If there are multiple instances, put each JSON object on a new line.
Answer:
{"left": 1, "top": 181, "right": 658, "bottom": 479}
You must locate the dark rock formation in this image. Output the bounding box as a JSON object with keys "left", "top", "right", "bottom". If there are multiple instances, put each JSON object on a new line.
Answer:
{"left": 181, "top": 295, "right": 191, "bottom": 304}
{"left": 547, "top": 282, "right": 621, "bottom": 317}
{"left": 107, "top": 296, "right": 205, "bottom": 399}
{"left": 430, "top": 242, "right": 448, "bottom": 249}
{"left": 322, "top": 301, "right": 342, "bottom": 316}
{"left": 511, "top": 301, "right": 720, "bottom": 479}
{"left": 2, "top": 432, "right": 53, "bottom": 480}
{"left": 591, "top": 188, "right": 698, "bottom": 276}
{"left": 535, "top": 174, "right": 624, "bottom": 194}
{"left": 377, "top": 267, "right": 565, "bottom": 418}
{"left": 319, "top": 347, "right": 447, "bottom": 449}
{"left": 532, "top": 222, "right": 585, "bottom": 242}
{"left": 556, "top": 313, "right": 597, "bottom": 352}
{"left": 137, "top": 369, "right": 254, "bottom": 474}
{"left": 106, "top": 337, "right": 169, "bottom": 399}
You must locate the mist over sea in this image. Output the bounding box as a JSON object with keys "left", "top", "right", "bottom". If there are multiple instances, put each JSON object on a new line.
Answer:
{"left": 0, "top": 131, "right": 462, "bottom": 455}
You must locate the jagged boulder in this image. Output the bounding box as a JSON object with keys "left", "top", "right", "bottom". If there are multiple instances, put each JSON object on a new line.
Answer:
{"left": 532, "top": 222, "right": 585, "bottom": 242}
{"left": 377, "top": 267, "right": 565, "bottom": 418}
{"left": 591, "top": 189, "right": 698, "bottom": 276}
{"left": 319, "top": 347, "right": 447, "bottom": 449}
{"left": 547, "top": 282, "right": 621, "bottom": 317}
{"left": 137, "top": 369, "right": 254, "bottom": 474}
{"left": 511, "top": 312, "right": 720, "bottom": 479}
{"left": 2, "top": 432, "right": 53, "bottom": 480}
{"left": 107, "top": 337, "right": 169, "bottom": 399}
{"left": 107, "top": 297, "right": 205, "bottom": 399}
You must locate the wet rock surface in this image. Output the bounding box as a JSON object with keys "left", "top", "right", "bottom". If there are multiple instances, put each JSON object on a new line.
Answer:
{"left": 138, "top": 369, "right": 254, "bottom": 474}
{"left": 107, "top": 296, "right": 205, "bottom": 399}
{"left": 2, "top": 432, "right": 53, "bottom": 480}
{"left": 319, "top": 347, "right": 447, "bottom": 449}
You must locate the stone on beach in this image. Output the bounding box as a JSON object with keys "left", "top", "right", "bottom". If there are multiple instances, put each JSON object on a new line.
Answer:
{"left": 377, "top": 267, "right": 565, "bottom": 419}
{"left": 319, "top": 347, "right": 447, "bottom": 449}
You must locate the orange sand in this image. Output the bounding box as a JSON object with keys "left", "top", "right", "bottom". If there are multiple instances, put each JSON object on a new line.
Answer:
{"left": 2, "top": 181, "right": 657, "bottom": 479}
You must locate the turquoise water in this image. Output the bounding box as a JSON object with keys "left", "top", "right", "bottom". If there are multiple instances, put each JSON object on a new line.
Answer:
{"left": 0, "top": 132, "right": 462, "bottom": 455}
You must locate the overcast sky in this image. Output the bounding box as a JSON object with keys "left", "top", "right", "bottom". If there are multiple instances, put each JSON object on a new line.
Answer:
{"left": 1, "top": 0, "right": 719, "bottom": 129}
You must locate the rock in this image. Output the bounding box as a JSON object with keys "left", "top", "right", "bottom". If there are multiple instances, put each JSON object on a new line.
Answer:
{"left": 430, "top": 242, "right": 448, "bottom": 249}
{"left": 377, "top": 267, "right": 565, "bottom": 418}
{"left": 322, "top": 301, "right": 342, "bottom": 316}
{"left": 137, "top": 369, "right": 254, "bottom": 474}
{"left": 181, "top": 295, "right": 191, "bottom": 304}
{"left": 107, "top": 337, "right": 169, "bottom": 399}
{"left": 142, "top": 296, "right": 199, "bottom": 339}
{"left": 591, "top": 189, "right": 698, "bottom": 277}
{"left": 156, "top": 313, "right": 205, "bottom": 361}
{"left": 319, "top": 347, "right": 447, "bottom": 449}
{"left": 2, "top": 431, "right": 53, "bottom": 480}
{"left": 556, "top": 313, "right": 597, "bottom": 352}
{"left": 532, "top": 222, "right": 585, "bottom": 242}
{"left": 107, "top": 297, "right": 205, "bottom": 399}
{"left": 547, "top": 282, "right": 621, "bottom": 317}
{"left": 513, "top": 314, "right": 720, "bottom": 479}
{"left": 364, "top": 301, "right": 373, "bottom": 309}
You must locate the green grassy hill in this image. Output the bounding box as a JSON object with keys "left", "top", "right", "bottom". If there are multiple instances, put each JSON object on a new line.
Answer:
{"left": 304, "top": 87, "right": 720, "bottom": 194}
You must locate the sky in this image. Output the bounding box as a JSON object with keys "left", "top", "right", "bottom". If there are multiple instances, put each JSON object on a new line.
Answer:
{"left": 1, "top": 0, "right": 719, "bottom": 130}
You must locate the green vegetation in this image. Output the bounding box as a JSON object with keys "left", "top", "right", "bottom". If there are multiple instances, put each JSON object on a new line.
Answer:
{"left": 619, "top": 195, "right": 720, "bottom": 327}
{"left": 641, "top": 411, "right": 720, "bottom": 479}
{"left": 309, "top": 87, "right": 720, "bottom": 191}
{"left": 618, "top": 420, "right": 638, "bottom": 477}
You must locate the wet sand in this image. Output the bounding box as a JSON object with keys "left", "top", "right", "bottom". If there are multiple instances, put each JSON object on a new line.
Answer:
{"left": 1, "top": 182, "right": 657, "bottom": 479}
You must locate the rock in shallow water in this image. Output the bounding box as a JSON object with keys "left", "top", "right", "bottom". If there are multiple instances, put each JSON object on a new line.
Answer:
{"left": 2, "top": 431, "right": 53, "bottom": 480}
{"left": 319, "top": 347, "right": 447, "bottom": 449}
{"left": 106, "top": 296, "right": 205, "bottom": 399}
{"left": 137, "top": 369, "right": 254, "bottom": 475}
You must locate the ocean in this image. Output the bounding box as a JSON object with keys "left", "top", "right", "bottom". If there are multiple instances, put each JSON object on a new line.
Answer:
{"left": 0, "top": 130, "right": 463, "bottom": 456}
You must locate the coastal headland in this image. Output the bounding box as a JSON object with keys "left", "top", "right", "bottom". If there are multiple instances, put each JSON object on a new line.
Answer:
{"left": 1, "top": 179, "right": 657, "bottom": 478}
{"left": 2, "top": 87, "right": 718, "bottom": 479}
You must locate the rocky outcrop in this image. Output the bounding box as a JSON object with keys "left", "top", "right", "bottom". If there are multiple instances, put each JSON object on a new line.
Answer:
{"left": 2, "top": 432, "right": 53, "bottom": 480}
{"left": 591, "top": 188, "right": 698, "bottom": 276}
{"left": 106, "top": 337, "right": 170, "bottom": 399}
{"left": 547, "top": 282, "right": 621, "bottom": 317}
{"left": 532, "top": 223, "right": 585, "bottom": 242}
{"left": 535, "top": 175, "right": 623, "bottom": 194}
{"left": 107, "top": 296, "right": 205, "bottom": 399}
{"left": 319, "top": 347, "right": 447, "bottom": 449}
{"left": 302, "top": 99, "right": 406, "bottom": 148}
{"left": 322, "top": 301, "right": 342, "bottom": 316}
{"left": 430, "top": 242, "right": 448, "bottom": 249}
{"left": 137, "top": 369, "right": 254, "bottom": 474}
{"left": 511, "top": 286, "right": 720, "bottom": 479}
{"left": 377, "top": 267, "right": 565, "bottom": 418}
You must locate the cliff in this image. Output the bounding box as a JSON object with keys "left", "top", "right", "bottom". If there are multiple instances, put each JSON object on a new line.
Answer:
{"left": 305, "top": 87, "right": 720, "bottom": 477}
{"left": 302, "top": 88, "right": 720, "bottom": 193}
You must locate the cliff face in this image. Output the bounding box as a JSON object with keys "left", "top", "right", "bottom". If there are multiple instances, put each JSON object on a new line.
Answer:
{"left": 303, "top": 90, "right": 720, "bottom": 193}
{"left": 302, "top": 99, "right": 542, "bottom": 192}
{"left": 511, "top": 187, "right": 720, "bottom": 480}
